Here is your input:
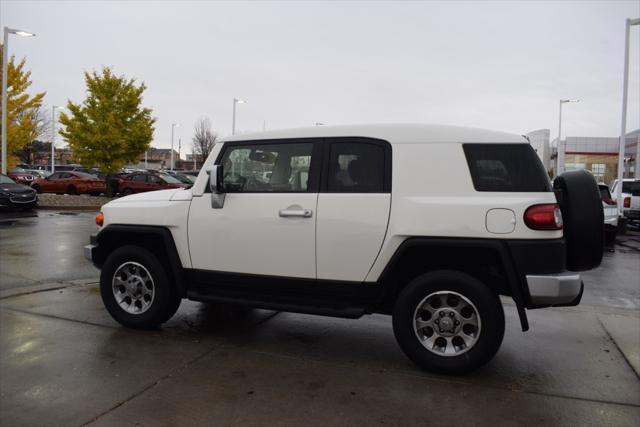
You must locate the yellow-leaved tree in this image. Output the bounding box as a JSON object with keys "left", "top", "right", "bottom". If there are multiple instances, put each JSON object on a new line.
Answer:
{"left": 0, "top": 44, "right": 47, "bottom": 169}
{"left": 59, "top": 67, "right": 155, "bottom": 179}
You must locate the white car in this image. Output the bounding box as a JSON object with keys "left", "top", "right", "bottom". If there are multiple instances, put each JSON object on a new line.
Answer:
{"left": 84, "top": 124, "right": 603, "bottom": 375}
{"left": 610, "top": 178, "right": 640, "bottom": 226}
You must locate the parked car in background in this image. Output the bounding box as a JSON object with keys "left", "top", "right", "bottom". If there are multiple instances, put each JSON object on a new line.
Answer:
{"left": 598, "top": 184, "right": 618, "bottom": 246}
{"left": 8, "top": 168, "right": 38, "bottom": 186}
{"left": 26, "top": 169, "right": 52, "bottom": 179}
{"left": 32, "top": 171, "right": 106, "bottom": 195}
{"left": 610, "top": 178, "right": 640, "bottom": 227}
{"left": 117, "top": 172, "right": 188, "bottom": 195}
{"left": 0, "top": 174, "right": 38, "bottom": 210}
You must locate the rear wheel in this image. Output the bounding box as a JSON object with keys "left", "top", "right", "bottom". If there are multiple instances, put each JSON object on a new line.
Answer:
{"left": 393, "top": 270, "right": 504, "bottom": 375}
{"left": 67, "top": 185, "right": 77, "bottom": 195}
{"left": 100, "top": 245, "right": 181, "bottom": 329}
{"left": 122, "top": 188, "right": 133, "bottom": 196}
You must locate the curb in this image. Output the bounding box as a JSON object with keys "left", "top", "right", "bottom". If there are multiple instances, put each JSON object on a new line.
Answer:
{"left": 0, "top": 278, "right": 99, "bottom": 300}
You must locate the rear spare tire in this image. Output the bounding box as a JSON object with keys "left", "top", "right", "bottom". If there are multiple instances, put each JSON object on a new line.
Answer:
{"left": 553, "top": 170, "right": 603, "bottom": 271}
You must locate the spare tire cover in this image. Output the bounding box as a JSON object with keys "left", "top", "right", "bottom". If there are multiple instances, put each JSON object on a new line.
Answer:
{"left": 553, "top": 170, "right": 604, "bottom": 271}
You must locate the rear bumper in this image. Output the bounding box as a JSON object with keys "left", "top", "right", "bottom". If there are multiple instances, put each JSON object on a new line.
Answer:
{"left": 526, "top": 273, "right": 583, "bottom": 306}
{"left": 622, "top": 209, "right": 640, "bottom": 220}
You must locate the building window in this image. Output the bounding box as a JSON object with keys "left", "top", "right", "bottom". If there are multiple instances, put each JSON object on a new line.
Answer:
{"left": 591, "top": 163, "right": 605, "bottom": 180}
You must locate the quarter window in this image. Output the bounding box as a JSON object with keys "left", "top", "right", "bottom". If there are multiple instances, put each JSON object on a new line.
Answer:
{"left": 327, "top": 142, "right": 386, "bottom": 193}
{"left": 219, "top": 142, "right": 314, "bottom": 192}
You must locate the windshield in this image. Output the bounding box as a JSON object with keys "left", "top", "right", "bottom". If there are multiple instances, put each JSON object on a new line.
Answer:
{"left": 622, "top": 181, "right": 640, "bottom": 195}
{"left": 0, "top": 175, "right": 16, "bottom": 184}
{"left": 159, "top": 173, "right": 183, "bottom": 184}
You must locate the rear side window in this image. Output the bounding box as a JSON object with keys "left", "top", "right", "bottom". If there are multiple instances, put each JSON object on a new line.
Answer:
{"left": 327, "top": 142, "right": 387, "bottom": 193}
{"left": 463, "top": 144, "right": 551, "bottom": 192}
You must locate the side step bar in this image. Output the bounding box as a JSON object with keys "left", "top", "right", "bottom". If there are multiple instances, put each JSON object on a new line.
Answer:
{"left": 187, "top": 290, "right": 366, "bottom": 319}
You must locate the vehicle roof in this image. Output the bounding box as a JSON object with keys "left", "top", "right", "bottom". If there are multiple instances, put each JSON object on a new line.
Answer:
{"left": 220, "top": 123, "right": 527, "bottom": 145}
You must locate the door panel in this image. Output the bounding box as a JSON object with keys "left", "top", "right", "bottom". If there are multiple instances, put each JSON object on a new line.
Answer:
{"left": 189, "top": 193, "right": 318, "bottom": 278}
{"left": 188, "top": 139, "right": 320, "bottom": 279}
{"left": 317, "top": 194, "right": 390, "bottom": 281}
{"left": 316, "top": 138, "right": 392, "bottom": 282}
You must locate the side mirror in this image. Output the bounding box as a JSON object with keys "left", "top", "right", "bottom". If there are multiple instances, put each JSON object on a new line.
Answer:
{"left": 209, "top": 165, "right": 224, "bottom": 194}
{"left": 209, "top": 165, "right": 225, "bottom": 209}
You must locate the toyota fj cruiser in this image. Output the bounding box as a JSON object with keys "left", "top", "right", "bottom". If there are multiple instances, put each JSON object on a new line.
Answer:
{"left": 85, "top": 124, "right": 603, "bottom": 374}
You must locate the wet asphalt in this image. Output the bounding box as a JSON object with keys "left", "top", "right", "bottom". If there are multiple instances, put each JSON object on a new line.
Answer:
{"left": 0, "top": 209, "right": 638, "bottom": 426}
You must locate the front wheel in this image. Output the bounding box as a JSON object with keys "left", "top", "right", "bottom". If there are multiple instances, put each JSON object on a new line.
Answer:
{"left": 100, "top": 245, "right": 181, "bottom": 329}
{"left": 393, "top": 270, "right": 505, "bottom": 375}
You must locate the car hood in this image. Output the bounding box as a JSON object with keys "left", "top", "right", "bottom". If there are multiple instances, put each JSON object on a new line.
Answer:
{"left": 106, "top": 188, "right": 192, "bottom": 205}
{"left": 0, "top": 182, "right": 35, "bottom": 194}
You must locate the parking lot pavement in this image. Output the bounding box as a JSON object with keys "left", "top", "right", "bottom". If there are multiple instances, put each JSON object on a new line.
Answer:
{"left": 0, "top": 283, "right": 638, "bottom": 426}
{"left": 0, "top": 210, "right": 99, "bottom": 291}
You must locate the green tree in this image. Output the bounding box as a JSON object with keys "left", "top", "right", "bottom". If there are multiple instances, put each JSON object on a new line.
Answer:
{"left": 0, "top": 44, "right": 47, "bottom": 169}
{"left": 59, "top": 67, "right": 155, "bottom": 178}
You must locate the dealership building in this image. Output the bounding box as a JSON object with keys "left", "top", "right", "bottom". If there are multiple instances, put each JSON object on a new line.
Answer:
{"left": 526, "top": 129, "right": 639, "bottom": 184}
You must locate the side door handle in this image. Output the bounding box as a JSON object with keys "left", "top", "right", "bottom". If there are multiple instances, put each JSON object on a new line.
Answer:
{"left": 279, "top": 207, "right": 313, "bottom": 218}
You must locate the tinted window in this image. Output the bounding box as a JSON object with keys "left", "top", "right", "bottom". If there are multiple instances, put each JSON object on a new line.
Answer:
{"left": 49, "top": 173, "right": 62, "bottom": 180}
{"left": 327, "top": 143, "right": 385, "bottom": 193}
{"left": 598, "top": 185, "right": 612, "bottom": 200}
{"left": 622, "top": 181, "right": 640, "bottom": 195}
{"left": 219, "top": 142, "right": 314, "bottom": 192}
{"left": 463, "top": 144, "right": 551, "bottom": 192}
{"left": 132, "top": 175, "right": 147, "bottom": 182}
{"left": 72, "top": 171, "right": 98, "bottom": 179}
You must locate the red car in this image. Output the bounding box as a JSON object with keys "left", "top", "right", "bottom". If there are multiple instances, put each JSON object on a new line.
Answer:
{"left": 117, "top": 172, "right": 188, "bottom": 196}
{"left": 8, "top": 169, "right": 38, "bottom": 186}
{"left": 32, "top": 171, "right": 106, "bottom": 195}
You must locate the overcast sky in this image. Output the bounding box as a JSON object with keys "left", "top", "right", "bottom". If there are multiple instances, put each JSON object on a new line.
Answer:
{"left": 1, "top": 0, "right": 639, "bottom": 154}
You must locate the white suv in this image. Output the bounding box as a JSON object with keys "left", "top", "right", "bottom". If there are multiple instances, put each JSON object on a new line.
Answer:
{"left": 85, "top": 124, "right": 603, "bottom": 374}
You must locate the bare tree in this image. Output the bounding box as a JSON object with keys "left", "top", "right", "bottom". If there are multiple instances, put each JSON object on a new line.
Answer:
{"left": 192, "top": 117, "right": 218, "bottom": 163}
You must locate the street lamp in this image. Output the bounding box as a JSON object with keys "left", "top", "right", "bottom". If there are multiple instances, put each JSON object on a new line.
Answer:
{"left": 232, "top": 98, "right": 245, "bottom": 135}
{"left": 1, "top": 27, "right": 36, "bottom": 174}
{"left": 50, "top": 105, "right": 64, "bottom": 173}
{"left": 615, "top": 17, "right": 640, "bottom": 216}
{"left": 556, "top": 99, "right": 580, "bottom": 175}
{"left": 170, "top": 123, "right": 178, "bottom": 171}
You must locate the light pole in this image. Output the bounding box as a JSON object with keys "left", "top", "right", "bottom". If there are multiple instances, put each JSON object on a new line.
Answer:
{"left": 616, "top": 17, "right": 640, "bottom": 216}
{"left": 556, "top": 99, "right": 580, "bottom": 175}
{"left": 50, "top": 105, "right": 63, "bottom": 173}
{"left": 2, "top": 27, "right": 36, "bottom": 174}
{"left": 232, "top": 98, "right": 245, "bottom": 135}
{"left": 170, "top": 123, "right": 178, "bottom": 171}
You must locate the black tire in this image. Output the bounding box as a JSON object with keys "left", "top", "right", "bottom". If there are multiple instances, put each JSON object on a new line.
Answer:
{"left": 100, "top": 245, "right": 181, "bottom": 329}
{"left": 67, "top": 185, "right": 77, "bottom": 195}
{"left": 122, "top": 188, "right": 133, "bottom": 196}
{"left": 32, "top": 184, "right": 41, "bottom": 193}
{"left": 553, "top": 170, "right": 603, "bottom": 271}
{"left": 393, "top": 270, "right": 505, "bottom": 375}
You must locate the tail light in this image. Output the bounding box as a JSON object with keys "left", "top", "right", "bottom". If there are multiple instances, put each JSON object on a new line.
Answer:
{"left": 95, "top": 212, "right": 104, "bottom": 226}
{"left": 624, "top": 197, "right": 631, "bottom": 208}
{"left": 524, "top": 204, "right": 563, "bottom": 230}
{"left": 603, "top": 198, "right": 616, "bottom": 206}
